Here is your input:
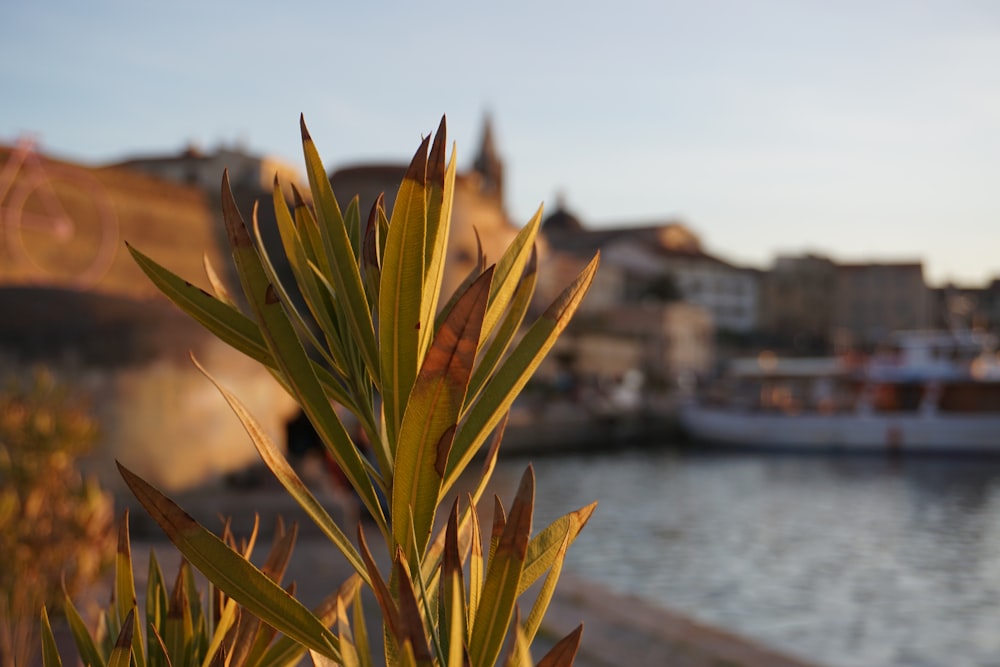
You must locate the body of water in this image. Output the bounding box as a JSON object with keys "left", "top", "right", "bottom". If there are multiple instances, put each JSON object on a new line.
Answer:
{"left": 490, "top": 448, "right": 1000, "bottom": 667}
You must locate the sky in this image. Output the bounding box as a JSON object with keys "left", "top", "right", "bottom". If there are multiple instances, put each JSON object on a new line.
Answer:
{"left": 2, "top": 1, "right": 998, "bottom": 286}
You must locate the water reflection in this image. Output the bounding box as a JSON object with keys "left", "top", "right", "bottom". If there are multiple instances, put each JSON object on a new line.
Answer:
{"left": 491, "top": 450, "right": 1000, "bottom": 667}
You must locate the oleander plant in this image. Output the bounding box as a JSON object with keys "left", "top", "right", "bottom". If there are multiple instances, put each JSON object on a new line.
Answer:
{"left": 42, "top": 115, "right": 599, "bottom": 666}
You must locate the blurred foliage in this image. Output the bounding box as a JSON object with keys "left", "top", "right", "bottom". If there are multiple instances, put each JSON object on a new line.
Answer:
{"left": 0, "top": 369, "right": 114, "bottom": 667}
{"left": 42, "top": 511, "right": 355, "bottom": 667}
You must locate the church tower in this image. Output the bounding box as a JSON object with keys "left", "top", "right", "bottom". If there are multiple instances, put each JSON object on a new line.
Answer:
{"left": 472, "top": 113, "right": 505, "bottom": 207}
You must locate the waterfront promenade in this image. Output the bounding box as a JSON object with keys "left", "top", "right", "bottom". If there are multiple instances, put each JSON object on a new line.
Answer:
{"left": 114, "top": 480, "right": 819, "bottom": 667}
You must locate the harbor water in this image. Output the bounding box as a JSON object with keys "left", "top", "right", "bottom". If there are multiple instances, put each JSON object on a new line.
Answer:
{"left": 489, "top": 447, "right": 1000, "bottom": 667}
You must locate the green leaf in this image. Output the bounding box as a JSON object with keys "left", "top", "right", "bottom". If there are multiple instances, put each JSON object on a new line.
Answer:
{"left": 468, "top": 500, "right": 484, "bottom": 625}
{"left": 191, "top": 354, "right": 371, "bottom": 585}
{"left": 198, "top": 598, "right": 238, "bottom": 667}
{"left": 521, "top": 529, "right": 569, "bottom": 647}
{"left": 269, "top": 185, "right": 349, "bottom": 377}
{"left": 203, "top": 253, "right": 237, "bottom": 307}
{"left": 518, "top": 502, "right": 596, "bottom": 596}
{"left": 503, "top": 614, "right": 533, "bottom": 667}
{"left": 438, "top": 501, "right": 466, "bottom": 662}
{"left": 145, "top": 550, "right": 168, "bottom": 667}
{"left": 360, "top": 195, "right": 384, "bottom": 310}
{"left": 129, "top": 243, "right": 361, "bottom": 412}
{"left": 380, "top": 134, "right": 430, "bottom": 447}
{"left": 117, "top": 463, "right": 341, "bottom": 661}
{"left": 334, "top": 596, "right": 361, "bottom": 667}
{"left": 392, "top": 267, "right": 493, "bottom": 559}
{"left": 108, "top": 609, "right": 135, "bottom": 667}
{"left": 63, "top": 595, "right": 107, "bottom": 667}
{"left": 444, "top": 253, "right": 599, "bottom": 496}
{"left": 352, "top": 586, "right": 374, "bottom": 667}
{"left": 127, "top": 244, "right": 267, "bottom": 364}
{"left": 435, "top": 228, "right": 486, "bottom": 332}
{"left": 300, "top": 116, "right": 380, "bottom": 383}
{"left": 467, "top": 248, "right": 537, "bottom": 402}
{"left": 446, "top": 569, "right": 467, "bottom": 667}
{"left": 420, "top": 117, "right": 457, "bottom": 357}
{"left": 40, "top": 608, "right": 63, "bottom": 667}
{"left": 165, "top": 563, "right": 190, "bottom": 664}
{"left": 468, "top": 467, "right": 534, "bottom": 667}
{"left": 482, "top": 206, "right": 543, "bottom": 341}
{"left": 255, "top": 576, "right": 362, "bottom": 667}
{"left": 220, "top": 171, "right": 387, "bottom": 533}
{"left": 114, "top": 514, "right": 147, "bottom": 667}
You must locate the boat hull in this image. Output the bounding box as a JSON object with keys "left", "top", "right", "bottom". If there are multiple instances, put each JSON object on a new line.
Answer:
{"left": 678, "top": 403, "right": 1000, "bottom": 453}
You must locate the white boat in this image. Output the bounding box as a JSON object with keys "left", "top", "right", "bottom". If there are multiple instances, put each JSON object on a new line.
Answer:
{"left": 678, "top": 330, "right": 1000, "bottom": 453}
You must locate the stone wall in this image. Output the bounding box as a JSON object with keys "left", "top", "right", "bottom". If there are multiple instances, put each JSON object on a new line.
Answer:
{"left": 0, "top": 287, "right": 299, "bottom": 493}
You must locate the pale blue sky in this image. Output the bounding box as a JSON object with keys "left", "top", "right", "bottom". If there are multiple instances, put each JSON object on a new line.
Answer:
{"left": 2, "top": 1, "right": 998, "bottom": 285}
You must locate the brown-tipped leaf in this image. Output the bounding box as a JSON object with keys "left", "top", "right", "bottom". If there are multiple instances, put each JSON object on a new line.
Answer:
{"left": 468, "top": 467, "right": 534, "bottom": 667}
{"left": 392, "top": 266, "right": 493, "bottom": 560}
{"left": 117, "top": 463, "right": 340, "bottom": 660}
{"left": 536, "top": 625, "right": 583, "bottom": 667}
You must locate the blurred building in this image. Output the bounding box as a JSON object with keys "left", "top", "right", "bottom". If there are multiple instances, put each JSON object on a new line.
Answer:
{"left": 538, "top": 202, "right": 724, "bottom": 387}
{"left": 0, "top": 143, "right": 298, "bottom": 492}
{"left": 834, "top": 262, "right": 930, "bottom": 348}
{"left": 115, "top": 143, "right": 304, "bottom": 195}
{"left": 759, "top": 254, "right": 838, "bottom": 353}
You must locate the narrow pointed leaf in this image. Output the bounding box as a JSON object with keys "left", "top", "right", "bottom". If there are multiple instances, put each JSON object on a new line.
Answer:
{"left": 439, "top": 500, "right": 466, "bottom": 654}
{"left": 351, "top": 585, "right": 374, "bottom": 667}
{"left": 192, "top": 354, "right": 370, "bottom": 585}
{"left": 115, "top": 513, "right": 136, "bottom": 624}
{"left": 519, "top": 502, "right": 596, "bottom": 596}
{"left": 446, "top": 570, "right": 467, "bottom": 667}
{"left": 114, "top": 515, "right": 147, "bottom": 667}
{"left": 445, "top": 254, "right": 599, "bottom": 495}
{"left": 361, "top": 195, "right": 384, "bottom": 309}
{"left": 468, "top": 500, "right": 484, "bottom": 624}
{"left": 165, "top": 564, "right": 189, "bottom": 664}
{"left": 256, "top": 576, "right": 362, "bottom": 667}
{"left": 393, "top": 267, "right": 493, "bottom": 558}
{"left": 522, "top": 529, "right": 570, "bottom": 646}
{"left": 333, "top": 596, "right": 361, "bottom": 667}
{"left": 128, "top": 244, "right": 356, "bottom": 409}
{"left": 503, "top": 610, "right": 533, "bottom": 667}
{"left": 394, "top": 552, "right": 434, "bottom": 663}
{"left": 488, "top": 496, "right": 507, "bottom": 566}
{"left": 356, "top": 525, "right": 403, "bottom": 644}
{"left": 536, "top": 626, "right": 583, "bottom": 667}
{"left": 40, "top": 608, "right": 63, "bottom": 667}
{"left": 271, "top": 182, "right": 349, "bottom": 375}
{"left": 467, "top": 248, "right": 538, "bottom": 402}
{"left": 482, "top": 206, "right": 543, "bottom": 340}
{"left": 146, "top": 550, "right": 168, "bottom": 664}
{"left": 63, "top": 595, "right": 106, "bottom": 667}
{"left": 420, "top": 414, "right": 506, "bottom": 590}
{"left": 380, "top": 134, "right": 430, "bottom": 446}
{"left": 220, "top": 171, "right": 386, "bottom": 532}
{"left": 203, "top": 254, "right": 237, "bottom": 307}
{"left": 300, "top": 116, "right": 380, "bottom": 381}
{"left": 469, "top": 468, "right": 534, "bottom": 667}
{"left": 128, "top": 244, "right": 267, "bottom": 363}
{"left": 118, "top": 463, "right": 341, "bottom": 660}
{"left": 420, "top": 118, "right": 456, "bottom": 348}
{"left": 108, "top": 609, "right": 135, "bottom": 667}
{"left": 436, "top": 228, "right": 486, "bottom": 331}
{"left": 199, "top": 599, "right": 239, "bottom": 667}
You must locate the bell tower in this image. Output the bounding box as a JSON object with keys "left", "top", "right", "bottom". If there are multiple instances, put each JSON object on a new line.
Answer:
{"left": 472, "top": 113, "right": 504, "bottom": 206}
